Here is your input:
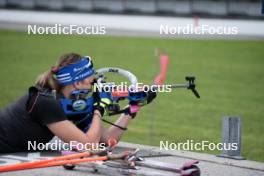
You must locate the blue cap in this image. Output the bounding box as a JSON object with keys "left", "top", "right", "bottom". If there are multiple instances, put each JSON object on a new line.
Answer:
{"left": 54, "top": 57, "right": 95, "bottom": 86}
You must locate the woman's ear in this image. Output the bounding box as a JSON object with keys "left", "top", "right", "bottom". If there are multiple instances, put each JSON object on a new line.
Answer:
{"left": 73, "top": 81, "right": 82, "bottom": 89}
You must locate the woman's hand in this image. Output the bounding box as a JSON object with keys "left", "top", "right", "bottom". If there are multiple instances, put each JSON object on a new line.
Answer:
{"left": 93, "top": 92, "right": 113, "bottom": 116}
{"left": 124, "top": 90, "right": 157, "bottom": 118}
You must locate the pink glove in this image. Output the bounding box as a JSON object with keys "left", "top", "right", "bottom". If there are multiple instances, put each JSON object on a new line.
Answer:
{"left": 124, "top": 105, "right": 140, "bottom": 118}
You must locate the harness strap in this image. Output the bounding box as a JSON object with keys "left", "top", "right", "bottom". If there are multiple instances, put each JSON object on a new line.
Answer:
{"left": 101, "top": 119, "right": 127, "bottom": 131}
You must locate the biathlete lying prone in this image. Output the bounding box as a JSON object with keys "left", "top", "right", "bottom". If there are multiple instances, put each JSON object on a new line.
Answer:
{"left": 0, "top": 53, "right": 156, "bottom": 153}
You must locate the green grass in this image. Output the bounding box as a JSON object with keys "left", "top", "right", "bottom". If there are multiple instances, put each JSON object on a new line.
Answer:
{"left": 0, "top": 30, "right": 263, "bottom": 162}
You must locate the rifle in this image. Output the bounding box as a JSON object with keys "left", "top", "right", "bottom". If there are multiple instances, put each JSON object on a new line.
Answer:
{"left": 94, "top": 67, "right": 200, "bottom": 116}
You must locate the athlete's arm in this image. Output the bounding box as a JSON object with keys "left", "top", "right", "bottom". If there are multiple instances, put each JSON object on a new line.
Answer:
{"left": 100, "top": 113, "right": 131, "bottom": 143}
{"left": 47, "top": 110, "right": 102, "bottom": 146}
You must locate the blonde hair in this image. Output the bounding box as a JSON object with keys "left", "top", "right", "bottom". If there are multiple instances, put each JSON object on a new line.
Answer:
{"left": 35, "top": 53, "right": 83, "bottom": 92}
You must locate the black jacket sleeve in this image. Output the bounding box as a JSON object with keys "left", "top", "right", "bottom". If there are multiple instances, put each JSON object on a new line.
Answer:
{"left": 28, "top": 92, "right": 66, "bottom": 125}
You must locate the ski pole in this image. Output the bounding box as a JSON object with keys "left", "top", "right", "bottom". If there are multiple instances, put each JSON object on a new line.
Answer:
{"left": 0, "top": 139, "right": 118, "bottom": 172}
{"left": 0, "top": 150, "right": 132, "bottom": 172}
{"left": 0, "top": 151, "right": 92, "bottom": 172}
{"left": 31, "top": 150, "right": 131, "bottom": 169}
{"left": 23, "top": 155, "right": 109, "bottom": 169}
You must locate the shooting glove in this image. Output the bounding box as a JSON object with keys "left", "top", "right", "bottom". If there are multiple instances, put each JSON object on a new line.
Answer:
{"left": 124, "top": 105, "right": 140, "bottom": 118}
{"left": 93, "top": 91, "right": 113, "bottom": 116}
{"left": 124, "top": 90, "right": 157, "bottom": 118}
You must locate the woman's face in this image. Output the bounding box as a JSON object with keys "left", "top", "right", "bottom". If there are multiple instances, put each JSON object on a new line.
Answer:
{"left": 74, "top": 75, "right": 95, "bottom": 90}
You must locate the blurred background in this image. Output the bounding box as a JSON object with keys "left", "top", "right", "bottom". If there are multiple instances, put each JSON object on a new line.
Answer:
{"left": 0, "top": 0, "right": 263, "bottom": 162}
{"left": 0, "top": 0, "right": 263, "bottom": 18}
